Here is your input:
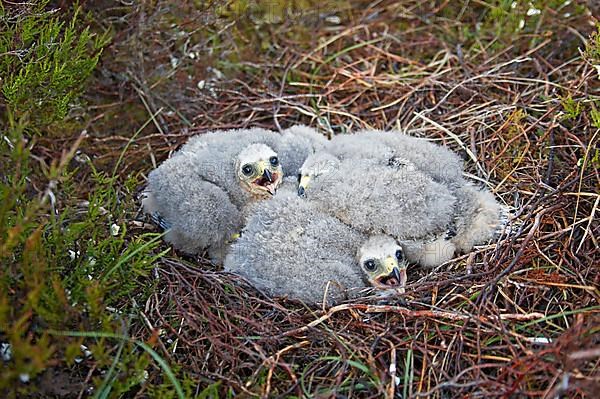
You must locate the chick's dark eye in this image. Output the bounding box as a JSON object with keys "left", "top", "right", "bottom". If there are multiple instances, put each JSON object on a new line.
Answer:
{"left": 241, "top": 164, "right": 254, "bottom": 176}
{"left": 364, "top": 260, "right": 376, "bottom": 272}
{"left": 269, "top": 156, "right": 279, "bottom": 166}
{"left": 395, "top": 249, "right": 403, "bottom": 260}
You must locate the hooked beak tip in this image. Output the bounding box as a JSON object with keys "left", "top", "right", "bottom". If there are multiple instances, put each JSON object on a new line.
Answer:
{"left": 376, "top": 266, "right": 406, "bottom": 288}
{"left": 262, "top": 169, "right": 274, "bottom": 183}
{"left": 397, "top": 266, "right": 408, "bottom": 288}
{"left": 297, "top": 186, "right": 306, "bottom": 197}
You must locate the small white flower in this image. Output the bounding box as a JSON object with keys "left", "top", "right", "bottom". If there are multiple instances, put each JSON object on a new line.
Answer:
{"left": 110, "top": 224, "right": 120, "bottom": 236}
{"left": 325, "top": 15, "right": 341, "bottom": 24}
{"left": 80, "top": 345, "right": 93, "bottom": 358}
{"left": 197, "top": 80, "right": 205, "bottom": 90}
{"left": 19, "top": 373, "right": 30, "bottom": 383}
{"left": 68, "top": 250, "right": 77, "bottom": 261}
{"left": 519, "top": 19, "right": 525, "bottom": 29}
{"left": 563, "top": 12, "right": 570, "bottom": 17}
{"left": 527, "top": 8, "right": 541, "bottom": 16}
{"left": 528, "top": 336, "right": 552, "bottom": 344}
{"left": 511, "top": 1, "right": 518, "bottom": 9}
{"left": 170, "top": 56, "right": 180, "bottom": 69}
{"left": 74, "top": 152, "right": 91, "bottom": 163}
{"left": 209, "top": 67, "right": 224, "bottom": 80}
{"left": 1, "top": 343, "right": 12, "bottom": 362}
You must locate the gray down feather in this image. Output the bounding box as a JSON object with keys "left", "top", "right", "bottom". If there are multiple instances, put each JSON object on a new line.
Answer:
{"left": 142, "top": 126, "right": 326, "bottom": 261}
{"left": 298, "top": 130, "right": 506, "bottom": 267}
{"left": 224, "top": 179, "right": 370, "bottom": 305}
{"left": 326, "top": 130, "right": 465, "bottom": 185}
{"left": 299, "top": 153, "right": 457, "bottom": 241}
{"left": 181, "top": 125, "right": 326, "bottom": 177}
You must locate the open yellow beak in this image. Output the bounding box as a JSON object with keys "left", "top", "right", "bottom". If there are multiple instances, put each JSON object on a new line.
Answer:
{"left": 254, "top": 161, "right": 281, "bottom": 196}
{"left": 374, "top": 257, "right": 407, "bottom": 290}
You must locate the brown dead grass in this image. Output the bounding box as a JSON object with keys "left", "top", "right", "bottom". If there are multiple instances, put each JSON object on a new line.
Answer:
{"left": 49, "top": 0, "right": 600, "bottom": 397}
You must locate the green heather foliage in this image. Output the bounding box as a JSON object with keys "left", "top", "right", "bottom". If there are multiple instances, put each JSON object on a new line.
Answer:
{"left": 0, "top": 116, "right": 175, "bottom": 396}
{"left": 0, "top": 1, "right": 598, "bottom": 397}
{"left": 0, "top": 4, "right": 183, "bottom": 397}
{"left": 584, "top": 25, "right": 600, "bottom": 131}
{"left": 0, "top": 1, "right": 108, "bottom": 130}
{"left": 584, "top": 25, "right": 600, "bottom": 65}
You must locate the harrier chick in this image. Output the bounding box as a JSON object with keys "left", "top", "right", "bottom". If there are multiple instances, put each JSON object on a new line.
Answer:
{"left": 143, "top": 141, "right": 283, "bottom": 262}
{"left": 224, "top": 181, "right": 407, "bottom": 304}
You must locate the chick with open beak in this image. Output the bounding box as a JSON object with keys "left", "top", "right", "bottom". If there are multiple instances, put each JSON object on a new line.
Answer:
{"left": 236, "top": 143, "right": 283, "bottom": 199}
{"left": 357, "top": 235, "right": 409, "bottom": 292}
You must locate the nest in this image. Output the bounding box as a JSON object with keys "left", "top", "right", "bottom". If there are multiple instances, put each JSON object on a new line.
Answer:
{"left": 82, "top": 1, "right": 599, "bottom": 396}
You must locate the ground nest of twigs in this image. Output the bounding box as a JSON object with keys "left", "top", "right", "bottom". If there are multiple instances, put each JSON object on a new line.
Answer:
{"left": 72, "top": 2, "right": 600, "bottom": 397}
{"left": 140, "top": 153, "right": 598, "bottom": 397}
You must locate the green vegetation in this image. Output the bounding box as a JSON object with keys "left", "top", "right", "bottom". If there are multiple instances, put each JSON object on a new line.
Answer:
{"left": 1, "top": 0, "right": 598, "bottom": 397}
{"left": 0, "top": 3, "right": 182, "bottom": 397}
{"left": 0, "top": 108, "right": 181, "bottom": 396}
{"left": 0, "top": 1, "right": 108, "bottom": 131}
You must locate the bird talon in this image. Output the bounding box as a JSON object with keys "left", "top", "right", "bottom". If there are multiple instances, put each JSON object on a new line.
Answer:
{"left": 151, "top": 211, "right": 171, "bottom": 230}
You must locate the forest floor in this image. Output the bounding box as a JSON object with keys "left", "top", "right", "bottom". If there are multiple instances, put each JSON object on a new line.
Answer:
{"left": 1, "top": 1, "right": 599, "bottom": 397}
